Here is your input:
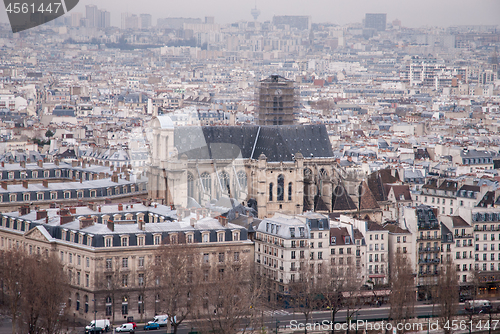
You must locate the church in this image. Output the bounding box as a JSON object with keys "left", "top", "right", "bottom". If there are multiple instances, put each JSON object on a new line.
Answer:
{"left": 147, "top": 75, "right": 371, "bottom": 219}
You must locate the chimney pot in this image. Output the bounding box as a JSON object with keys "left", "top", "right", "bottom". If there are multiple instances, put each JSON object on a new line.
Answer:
{"left": 190, "top": 218, "right": 196, "bottom": 227}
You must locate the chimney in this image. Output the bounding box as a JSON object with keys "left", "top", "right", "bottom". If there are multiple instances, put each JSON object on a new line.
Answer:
{"left": 22, "top": 180, "right": 28, "bottom": 189}
{"left": 42, "top": 180, "right": 48, "bottom": 187}
{"left": 69, "top": 207, "right": 76, "bottom": 214}
{"left": 72, "top": 160, "right": 78, "bottom": 167}
{"left": 1, "top": 161, "right": 4, "bottom": 167}
{"left": 79, "top": 216, "right": 94, "bottom": 229}
{"left": 125, "top": 174, "right": 130, "bottom": 181}
{"left": 60, "top": 215, "right": 74, "bottom": 225}
{"left": 190, "top": 218, "right": 196, "bottom": 227}
{"left": 107, "top": 221, "right": 114, "bottom": 232}
{"left": 19, "top": 205, "right": 30, "bottom": 216}
{"left": 154, "top": 203, "right": 157, "bottom": 209}
{"left": 80, "top": 178, "right": 83, "bottom": 184}
{"left": 54, "top": 159, "right": 59, "bottom": 166}
{"left": 1, "top": 182, "right": 7, "bottom": 190}
{"left": 36, "top": 210, "right": 48, "bottom": 220}
{"left": 111, "top": 174, "right": 119, "bottom": 183}
{"left": 20, "top": 161, "right": 25, "bottom": 168}
{"left": 98, "top": 206, "right": 101, "bottom": 212}
{"left": 218, "top": 216, "right": 228, "bottom": 227}
{"left": 118, "top": 203, "right": 123, "bottom": 211}
{"left": 110, "top": 165, "right": 114, "bottom": 171}
{"left": 138, "top": 220, "right": 145, "bottom": 231}
{"left": 37, "top": 160, "right": 43, "bottom": 168}
{"left": 105, "top": 161, "right": 109, "bottom": 167}
{"left": 82, "top": 161, "right": 86, "bottom": 169}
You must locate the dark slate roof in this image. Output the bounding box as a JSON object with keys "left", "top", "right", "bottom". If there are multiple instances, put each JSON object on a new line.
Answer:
{"left": 173, "top": 125, "right": 333, "bottom": 162}
{"left": 367, "top": 168, "right": 399, "bottom": 202}
{"left": 331, "top": 184, "right": 357, "bottom": 211}
{"left": 359, "top": 181, "right": 380, "bottom": 210}
{"left": 477, "top": 191, "right": 495, "bottom": 207}
{"left": 451, "top": 216, "right": 470, "bottom": 228}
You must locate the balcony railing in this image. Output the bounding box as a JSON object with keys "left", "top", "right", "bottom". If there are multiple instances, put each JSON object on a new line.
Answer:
{"left": 418, "top": 247, "right": 440, "bottom": 252}
{"left": 417, "top": 235, "right": 440, "bottom": 241}
{"left": 418, "top": 258, "right": 440, "bottom": 264}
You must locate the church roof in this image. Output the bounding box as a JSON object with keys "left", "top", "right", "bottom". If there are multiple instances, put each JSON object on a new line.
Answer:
{"left": 173, "top": 125, "right": 333, "bottom": 162}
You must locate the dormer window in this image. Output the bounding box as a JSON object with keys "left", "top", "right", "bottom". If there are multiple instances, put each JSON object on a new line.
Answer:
{"left": 170, "top": 233, "right": 178, "bottom": 244}
{"left": 202, "top": 232, "right": 210, "bottom": 243}
{"left": 105, "top": 236, "right": 112, "bottom": 247}
{"left": 217, "top": 231, "right": 225, "bottom": 242}
{"left": 289, "top": 228, "right": 295, "bottom": 238}
{"left": 186, "top": 233, "right": 194, "bottom": 244}
{"left": 232, "top": 231, "right": 240, "bottom": 241}
{"left": 331, "top": 236, "right": 336, "bottom": 245}
{"left": 121, "top": 236, "right": 129, "bottom": 247}
{"left": 154, "top": 234, "right": 162, "bottom": 245}
{"left": 345, "top": 236, "right": 350, "bottom": 244}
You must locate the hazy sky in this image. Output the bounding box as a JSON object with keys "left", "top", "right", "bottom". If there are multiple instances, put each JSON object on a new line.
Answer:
{"left": 1, "top": 0, "right": 499, "bottom": 29}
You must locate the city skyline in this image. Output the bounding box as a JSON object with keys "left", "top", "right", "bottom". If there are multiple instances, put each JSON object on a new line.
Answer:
{"left": 0, "top": 0, "right": 499, "bottom": 30}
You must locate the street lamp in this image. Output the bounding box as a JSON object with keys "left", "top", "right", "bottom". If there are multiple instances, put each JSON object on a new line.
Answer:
{"left": 92, "top": 297, "right": 97, "bottom": 328}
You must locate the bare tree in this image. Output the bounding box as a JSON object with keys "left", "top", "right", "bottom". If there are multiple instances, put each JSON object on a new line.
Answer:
{"left": 0, "top": 248, "right": 27, "bottom": 334}
{"left": 389, "top": 252, "right": 416, "bottom": 331}
{"left": 438, "top": 260, "right": 459, "bottom": 334}
{"left": 0, "top": 249, "right": 69, "bottom": 334}
{"left": 196, "top": 263, "right": 258, "bottom": 334}
{"left": 152, "top": 244, "right": 199, "bottom": 334}
{"left": 288, "top": 262, "right": 323, "bottom": 334}
{"left": 95, "top": 257, "right": 124, "bottom": 326}
{"left": 317, "top": 267, "right": 350, "bottom": 334}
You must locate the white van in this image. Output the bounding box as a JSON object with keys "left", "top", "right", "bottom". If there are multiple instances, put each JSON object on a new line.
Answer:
{"left": 150, "top": 315, "right": 169, "bottom": 327}
{"left": 86, "top": 320, "right": 111, "bottom": 332}
{"left": 115, "top": 323, "right": 134, "bottom": 333}
{"left": 465, "top": 300, "right": 492, "bottom": 313}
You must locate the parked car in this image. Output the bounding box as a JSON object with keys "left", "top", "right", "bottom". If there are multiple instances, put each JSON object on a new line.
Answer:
{"left": 115, "top": 324, "right": 134, "bottom": 333}
{"left": 144, "top": 323, "right": 160, "bottom": 330}
{"left": 128, "top": 323, "right": 137, "bottom": 329}
{"left": 85, "top": 327, "right": 103, "bottom": 334}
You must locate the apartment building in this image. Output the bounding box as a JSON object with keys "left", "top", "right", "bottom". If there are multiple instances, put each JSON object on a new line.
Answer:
{"left": 0, "top": 203, "right": 253, "bottom": 322}
{"left": 403, "top": 205, "right": 442, "bottom": 300}
{"left": 420, "top": 178, "right": 458, "bottom": 216}
{"left": 254, "top": 212, "right": 329, "bottom": 302}
{"left": 339, "top": 216, "right": 389, "bottom": 286}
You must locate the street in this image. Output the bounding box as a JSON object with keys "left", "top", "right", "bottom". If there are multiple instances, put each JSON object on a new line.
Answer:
{"left": 0, "top": 303, "right": 477, "bottom": 334}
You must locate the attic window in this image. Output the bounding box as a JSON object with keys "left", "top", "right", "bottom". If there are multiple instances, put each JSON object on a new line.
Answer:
{"left": 331, "top": 236, "right": 336, "bottom": 245}
{"left": 345, "top": 236, "right": 350, "bottom": 244}
{"left": 400, "top": 194, "right": 405, "bottom": 200}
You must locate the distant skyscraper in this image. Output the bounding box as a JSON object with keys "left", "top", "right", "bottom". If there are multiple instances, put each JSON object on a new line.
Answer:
{"left": 85, "top": 5, "right": 98, "bottom": 27}
{"left": 97, "top": 10, "right": 110, "bottom": 28}
{"left": 257, "top": 75, "right": 297, "bottom": 126}
{"left": 122, "top": 14, "right": 139, "bottom": 30}
{"left": 364, "top": 13, "right": 386, "bottom": 31}
{"left": 71, "top": 12, "right": 82, "bottom": 27}
{"left": 205, "top": 16, "right": 214, "bottom": 24}
{"left": 140, "top": 14, "right": 152, "bottom": 29}
{"left": 272, "top": 16, "right": 310, "bottom": 30}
